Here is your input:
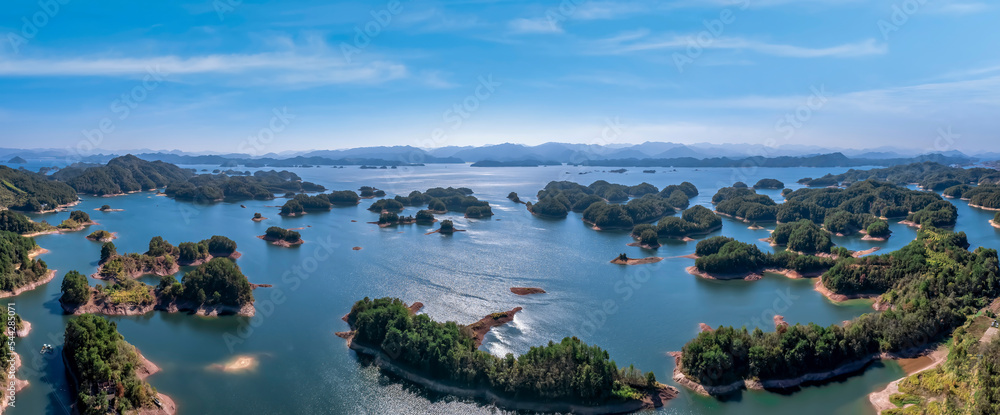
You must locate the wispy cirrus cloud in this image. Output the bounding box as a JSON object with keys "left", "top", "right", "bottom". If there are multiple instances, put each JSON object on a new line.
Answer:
{"left": 650, "top": 72, "right": 1000, "bottom": 113}
{"left": 588, "top": 30, "right": 887, "bottom": 58}
{"left": 0, "top": 50, "right": 408, "bottom": 86}
{"left": 507, "top": 17, "right": 563, "bottom": 34}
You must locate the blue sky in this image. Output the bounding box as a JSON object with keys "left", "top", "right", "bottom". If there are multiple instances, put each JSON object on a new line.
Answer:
{"left": 1, "top": 0, "right": 998, "bottom": 154}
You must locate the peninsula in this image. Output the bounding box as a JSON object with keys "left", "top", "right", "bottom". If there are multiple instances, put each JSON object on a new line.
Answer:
{"left": 340, "top": 297, "right": 678, "bottom": 414}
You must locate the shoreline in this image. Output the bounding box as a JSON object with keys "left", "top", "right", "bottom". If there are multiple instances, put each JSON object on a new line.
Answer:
{"left": 62, "top": 288, "right": 256, "bottom": 317}
{"left": 466, "top": 307, "right": 522, "bottom": 348}
{"left": 991, "top": 219, "right": 1000, "bottom": 229}
{"left": 425, "top": 228, "right": 466, "bottom": 235}
{"left": 0, "top": 352, "right": 28, "bottom": 414}
{"left": 21, "top": 220, "right": 98, "bottom": 237}
{"left": 969, "top": 203, "right": 1000, "bottom": 212}
{"left": 853, "top": 246, "right": 881, "bottom": 257}
{"left": 510, "top": 287, "right": 545, "bottom": 295}
{"left": 626, "top": 241, "right": 661, "bottom": 249}
{"left": 257, "top": 235, "right": 305, "bottom": 247}
{"left": 15, "top": 320, "right": 31, "bottom": 338}
{"left": 86, "top": 231, "right": 118, "bottom": 242}
{"left": 868, "top": 347, "right": 948, "bottom": 414}
{"left": 813, "top": 277, "right": 881, "bottom": 306}
{"left": 347, "top": 339, "right": 677, "bottom": 414}
{"left": 670, "top": 350, "right": 917, "bottom": 397}
{"left": 611, "top": 256, "right": 664, "bottom": 265}
{"left": 0, "top": 269, "right": 56, "bottom": 299}
{"left": 28, "top": 247, "right": 49, "bottom": 260}
{"left": 687, "top": 265, "right": 827, "bottom": 282}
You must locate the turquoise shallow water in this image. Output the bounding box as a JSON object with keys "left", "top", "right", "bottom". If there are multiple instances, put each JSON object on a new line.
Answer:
{"left": 7, "top": 164, "right": 999, "bottom": 414}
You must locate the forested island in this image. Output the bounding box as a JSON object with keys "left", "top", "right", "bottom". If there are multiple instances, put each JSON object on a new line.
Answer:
{"left": 164, "top": 169, "right": 325, "bottom": 202}
{"left": 578, "top": 153, "right": 969, "bottom": 168}
{"left": 525, "top": 180, "right": 698, "bottom": 231}
{"left": 426, "top": 219, "right": 464, "bottom": 235}
{"left": 713, "top": 179, "right": 957, "bottom": 232}
{"left": 769, "top": 220, "right": 833, "bottom": 254}
{"left": 470, "top": 160, "right": 562, "bottom": 167}
{"left": 688, "top": 236, "right": 834, "bottom": 280}
{"left": 0, "top": 165, "right": 78, "bottom": 211}
{"left": 94, "top": 235, "right": 240, "bottom": 281}
{"left": 63, "top": 314, "right": 176, "bottom": 414}
{"left": 386, "top": 187, "right": 493, "bottom": 218}
{"left": 374, "top": 210, "right": 435, "bottom": 227}
{"left": 798, "top": 161, "right": 1000, "bottom": 190}
{"left": 278, "top": 190, "right": 362, "bottom": 215}
{"left": 340, "top": 297, "right": 678, "bottom": 413}
{"left": 260, "top": 226, "right": 304, "bottom": 246}
{"left": 62, "top": 255, "right": 256, "bottom": 317}
{"left": 752, "top": 178, "right": 785, "bottom": 189}
{"left": 86, "top": 229, "right": 116, "bottom": 242}
{"left": 677, "top": 228, "right": 999, "bottom": 395}
{"left": 630, "top": 205, "right": 722, "bottom": 247}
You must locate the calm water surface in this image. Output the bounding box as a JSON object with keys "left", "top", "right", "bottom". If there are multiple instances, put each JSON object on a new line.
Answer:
{"left": 10, "top": 164, "right": 999, "bottom": 415}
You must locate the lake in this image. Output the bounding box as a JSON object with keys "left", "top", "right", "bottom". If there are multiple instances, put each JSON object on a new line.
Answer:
{"left": 10, "top": 164, "right": 999, "bottom": 414}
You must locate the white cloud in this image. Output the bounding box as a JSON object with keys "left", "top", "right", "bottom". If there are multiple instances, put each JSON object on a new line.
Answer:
{"left": 591, "top": 31, "right": 887, "bottom": 58}
{"left": 507, "top": 17, "right": 563, "bottom": 34}
{"left": 0, "top": 51, "right": 408, "bottom": 86}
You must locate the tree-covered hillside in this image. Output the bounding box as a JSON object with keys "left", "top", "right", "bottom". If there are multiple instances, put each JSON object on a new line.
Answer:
{"left": 0, "top": 165, "right": 78, "bottom": 211}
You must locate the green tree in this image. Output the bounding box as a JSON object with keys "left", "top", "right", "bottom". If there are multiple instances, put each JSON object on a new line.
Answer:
{"left": 60, "top": 270, "right": 91, "bottom": 305}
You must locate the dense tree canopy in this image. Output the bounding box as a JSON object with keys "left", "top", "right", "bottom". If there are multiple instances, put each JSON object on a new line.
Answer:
{"left": 646, "top": 205, "right": 722, "bottom": 238}
{"left": 771, "top": 220, "right": 833, "bottom": 254}
{"left": 0, "top": 210, "right": 46, "bottom": 234}
{"left": 64, "top": 314, "right": 159, "bottom": 414}
{"left": 176, "top": 257, "right": 253, "bottom": 307}
{"left": 775, "top": 180, "right": 955, "bottom": 233}
{"left": 368, "top": 198, "right": 405, "bottom": 213}
{"left": 0, "top": 165, "right": 78, "bottom": 211}
{"left": 60, "top": 270, "right": 91, "bottom": 305}
{"left": 53, "top": 154, "right": 192, "bottom": 195}
{"left": 347, "top": 297, "right": 660, "bottom": 404}
{"left": 528, "top": 180, "right": 696, "bottom": 221}
{"left": 164, "top": 170, "right": 324, "bottom": 202}
{"left": 867, "top": 220, "right": 891, "bottom": 238}
{"left": 683, "top": 228, "right": 1000, "bottom": 387}
{"left": 753, "top": 178, "right": 785, "bottom": 189}
{"left": 0, "top": 230, "right": 49, "bottom": 292}
{"left": 713, "top": 187, "right": 778, "bottom": 222}
{"left": 265, "top": 226, "right": 302, "bottom": 243}
{"left": 694, "top": 238, "right": 833, "bottom": 275}
{"left": 797, "top": 162, "right": 1000, "bottom": 190}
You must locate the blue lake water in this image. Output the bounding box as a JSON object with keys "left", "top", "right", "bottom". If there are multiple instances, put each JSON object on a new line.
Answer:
{"left": 8, "top": 164, "right": 999, "bottom": 414}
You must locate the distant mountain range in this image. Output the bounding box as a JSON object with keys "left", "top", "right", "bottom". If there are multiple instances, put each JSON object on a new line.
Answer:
{"left": 0, "top": 142, "right": 994, "bottom": 167}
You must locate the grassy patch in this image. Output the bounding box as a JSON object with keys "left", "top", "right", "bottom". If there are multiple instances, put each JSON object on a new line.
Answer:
{"left": 890, "top": 393, "right": 922, "bottom": 407}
